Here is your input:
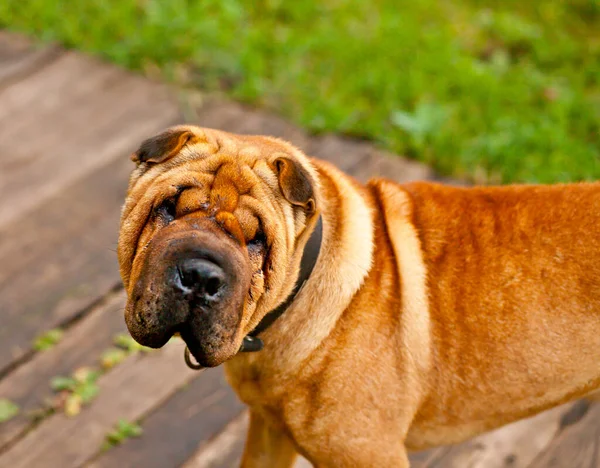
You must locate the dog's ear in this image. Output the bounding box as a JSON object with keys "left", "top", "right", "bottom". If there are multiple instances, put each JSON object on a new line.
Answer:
{"left": 273, "top": 157, "right": 316, "bottom": 213}
{"left": 131, "top": 129, "right": 193, "bottom": 164}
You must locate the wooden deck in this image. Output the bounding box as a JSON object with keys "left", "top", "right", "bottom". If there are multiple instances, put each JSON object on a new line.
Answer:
{"left": 0, "top": 31, "right": 597, "bottom": 467}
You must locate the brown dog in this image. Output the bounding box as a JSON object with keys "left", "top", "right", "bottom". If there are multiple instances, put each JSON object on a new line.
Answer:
{"left": 118, "top": 125, "right": 600, "bottom": 467}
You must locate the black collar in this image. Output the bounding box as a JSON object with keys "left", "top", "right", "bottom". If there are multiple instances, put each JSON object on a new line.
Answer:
{"left": 239, "top": 215, "right": 323, "bottom": 353}
{"left": 184, "top": 216, "right": 323, "bottom": 369}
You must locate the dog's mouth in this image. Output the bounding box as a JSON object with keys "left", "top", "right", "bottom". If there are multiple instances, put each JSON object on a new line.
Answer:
{"left": 124, "top": 223, "right": 253, "bottom": 368}
{"left": 125, "top": 292, "right": 245, "bottom": 368}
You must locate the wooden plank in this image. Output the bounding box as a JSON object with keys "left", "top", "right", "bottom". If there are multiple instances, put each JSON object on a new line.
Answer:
{"left": 306, "top": 134, "right": 372, "bottom": 173}
{"left": 181, "top": 412, "right": 249, "bottom": 468}
{"left": 296, "top": 456, "right": 313, "bottom": 467}
{"left": 89, "top": 367, "right": 245, "bottom": 468}
{"left": 194, "top": 100, "right": 372, "bottom": 172}
{"left": 0, "top": 155, "right": 128, "bottom": 373}
{"left": 181, "top": 412, "right": 313, "bottom": 468}
{"left": 350, "top": 148, "right": 433, "bottom": 184}
{"left": 528, "top": 402, "right": 600, "bottom": 468}
{"left": 0, "top": 31, "right": 61, "bottom": 87}
{"left": 408, "top": 448, "right": 445, "bottom": 468}
{"left": 422, "top": 403, "right": 576, "bottom": 468}
{"left": 192, "top": 99, "right": 374, "bottom": 173}
{"left": 0, "top": 151, "right": 128, "bottom": 283}
{"left": 0, "top": 292, "right": 127, "bottom": 449}
{"left": 0, "top": 51, "right": 181, "bottom": 227}
{"left": 191, "top": 98, "right": 312, "bottom": 152}
{"left": 0, "top": 340, "right": 197, "bottom": 468}
{"left": 0, "top": 54, "right": 180, "bottom": 372}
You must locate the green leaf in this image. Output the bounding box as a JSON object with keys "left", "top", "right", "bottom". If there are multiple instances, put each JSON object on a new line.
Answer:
{"left": 113, "top": 334, "right": 148, "bottom": 353}
{"left": 73, "top": 367, "right": 100, "bottom": 384}
{"left": 104, "top": 419, "right": 143, "bottom": 449}
{"left": 33, "top": 329, "right": 64, "bottom": 351}
{"left": 0, "top": 399, "right": 20, "bottom": 423}
{"left": 106, "top": 432, "right": 124, "bottom": 445}
{"left": 76, "top": 382, "right": 100, "bottom": 403}
{"left": 50, "top": 367, "right": 101, "bottom": 414}
{"left": 116, "top": 419, "right": 143, "bottom": 437}
{"left": 101, "top": 348, "right": 128, "bottom": 369}
{"left": 51, "top": 376, "right": 77, "bottom": 392}
{"left": 64, "top": 394, "right": 82, "bottom": 417}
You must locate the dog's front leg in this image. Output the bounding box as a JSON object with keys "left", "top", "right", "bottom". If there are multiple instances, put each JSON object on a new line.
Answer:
{"left": 241, "top": 410, "right": 298, "bottom": 468}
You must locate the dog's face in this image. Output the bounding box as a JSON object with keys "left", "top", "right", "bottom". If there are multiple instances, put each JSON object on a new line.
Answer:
{"left": 117, "top": 126, "right": 320, "bottom": 367}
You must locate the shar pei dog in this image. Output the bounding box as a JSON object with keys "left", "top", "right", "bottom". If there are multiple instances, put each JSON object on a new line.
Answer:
{"left": 117, "top": 125, "right": 600, "bottom": 467}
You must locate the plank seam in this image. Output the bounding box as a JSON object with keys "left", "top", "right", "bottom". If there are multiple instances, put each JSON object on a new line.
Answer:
{"left": 0, "top": 283, "right": 123, "bottom": 380}
{"left": 180, "top": 411, "right": 249, "bottom": 468}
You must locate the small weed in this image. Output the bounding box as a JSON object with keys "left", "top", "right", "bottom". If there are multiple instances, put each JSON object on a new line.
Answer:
{"left": 100, "top": 348, "right": 129, "bottom": 370}
{"left": 33, "top": 329, "right": 64, "bottom": 351}
{"left": 41, "top": 333, "right": 153, "bottom": 419}
{"left": 102, "top": 419, "right": 143, "bottom": 451}
{"left": 113, "top": 333, "right": 152, "bottom": 354}
{"left": 50, "top": 367, "right": 100, "bottom": 416}
{"left": 100, "top": 333, "right": 152, "bottom": 370}
{"left": 0, "top": 399, "right": 20, "bottom": 423}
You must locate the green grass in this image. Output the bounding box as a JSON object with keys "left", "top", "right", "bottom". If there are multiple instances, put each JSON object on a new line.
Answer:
{"left": 1, "top": 0, "right": 598, "bottom": 183}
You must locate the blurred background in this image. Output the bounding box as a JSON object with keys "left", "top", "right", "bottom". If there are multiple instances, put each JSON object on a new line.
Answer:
{"left": 0, "top": 1, "right": 598, "bottom": 467}
{"left": 2, "top": 0, "right": 598, "bottom": 183}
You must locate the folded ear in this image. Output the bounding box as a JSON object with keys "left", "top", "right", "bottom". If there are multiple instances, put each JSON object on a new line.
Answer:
{"left": 273, "top": 157, "right": 316, "bottom": 213}
{"left": 131, "top": 129, "right": 194, "bottom": 164}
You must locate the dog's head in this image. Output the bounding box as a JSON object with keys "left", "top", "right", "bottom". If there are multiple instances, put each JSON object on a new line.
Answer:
{"left": 117, "top": 126, "right": 320, "bottom": 367}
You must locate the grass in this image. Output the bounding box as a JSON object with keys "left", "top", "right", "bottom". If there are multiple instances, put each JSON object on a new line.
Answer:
{"left": 1, "top": 0, "right": 598, "bottom": 183}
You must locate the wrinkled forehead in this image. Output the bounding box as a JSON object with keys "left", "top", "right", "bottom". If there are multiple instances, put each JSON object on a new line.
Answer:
{"left": 129, "top": 125, "right": 303, "bottom": 184}
{"left": 181, "top": 127, "right": 299, "bottom": 163}
{"left": 197, "top": 126, "right": 300, "bottom": 158}
{"left": 121, "top": 126, "right": 314, "bottom": 222}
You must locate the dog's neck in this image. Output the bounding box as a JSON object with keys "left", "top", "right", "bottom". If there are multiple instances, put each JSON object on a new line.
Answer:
{"left": 231, "top": 160, "right": 375, "bottom": 372}
{"left": 239, "top": 215, "right": 324, "bottom": 352}
{"left": 186, "top": 161, "right": 374, "bottom": 373}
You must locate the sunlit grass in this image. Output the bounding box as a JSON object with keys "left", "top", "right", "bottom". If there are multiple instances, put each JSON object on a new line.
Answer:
{"left": 1, "top": 0, "right": 598, "bottom": 183}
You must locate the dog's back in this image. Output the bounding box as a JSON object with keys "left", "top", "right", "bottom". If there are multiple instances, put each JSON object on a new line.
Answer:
{"left": 395, "top": 181, "right": 600, "bottom": 447}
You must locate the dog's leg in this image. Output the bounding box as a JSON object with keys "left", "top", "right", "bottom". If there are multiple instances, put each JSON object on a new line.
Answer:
{"left": 296, "top": 426, "right": 410, "bottom": 468}
{"left": 307, "top": 445, "right": 410, "bottom": 468}
{"left": 241, "top": 411, "right": 298, "bottom": 468}
{"left": 399, "top": 447, "right": 411, "bottom": 468}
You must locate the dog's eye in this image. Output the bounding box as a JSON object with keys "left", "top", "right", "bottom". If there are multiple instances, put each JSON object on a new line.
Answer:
{"left": 248, "top": 229, "right": 267, "bottom": 249}
{"left": 155, "top": 197, "right": 178, "bottom": 224}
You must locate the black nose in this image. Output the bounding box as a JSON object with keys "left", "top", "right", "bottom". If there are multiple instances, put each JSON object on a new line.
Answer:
{"left": 176, "top": 258, "right": 225, "bottom": 301}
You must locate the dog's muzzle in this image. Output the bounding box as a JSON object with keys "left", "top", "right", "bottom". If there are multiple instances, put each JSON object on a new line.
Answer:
{"left": 125, "top": 220, "right": 252, "bottom": 368}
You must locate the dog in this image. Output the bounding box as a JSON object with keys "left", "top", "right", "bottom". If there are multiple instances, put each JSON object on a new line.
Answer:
{"left": 117, "top": 125, "right": 600, "bottom": 467}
